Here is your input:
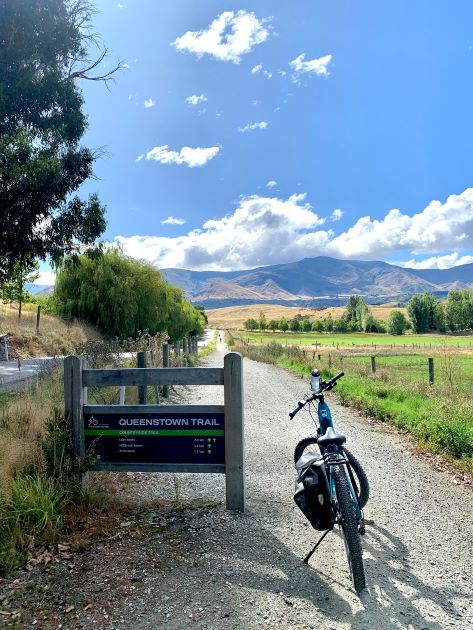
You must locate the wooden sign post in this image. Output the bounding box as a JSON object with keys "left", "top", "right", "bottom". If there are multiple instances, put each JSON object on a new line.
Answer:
{"left": 64, "top": 352, "right": 245, "bottom": 512}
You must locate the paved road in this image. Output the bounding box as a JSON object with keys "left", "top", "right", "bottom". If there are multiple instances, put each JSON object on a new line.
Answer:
{"left": 0, "top": 330, "right": 216, "bottom": 394}
{"left": 0, "top": 357, "right": 63, "bottom": 393}
{"left": 103, "top": 337, "right": 473, "bottom": 629}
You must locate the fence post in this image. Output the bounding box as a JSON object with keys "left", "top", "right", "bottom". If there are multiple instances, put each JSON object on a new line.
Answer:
{"left": 371, "top": 356, "right": 376, "bottom": 374}
{"left": 224, "top": 352, "right": 245, "bottom": 512}
{"left": 328, "top": 353, "right": 332, "bottom": 369}
{"left": 428, "top": 357, "right": 434, "bottom": 385}
{"left": 162, "top": 343, "right": 169, "bottom": 398}
{"left": 64, "top": 355, "right": 86, "bottom": 484}
{"left": 183, "top": 338, "right": 188, "bottom": 354}
{"left": 137, "top": 351, "right": 147, "bottom": 404}
{"left": 36, "top": 305, "right": 41, "bottom": 332}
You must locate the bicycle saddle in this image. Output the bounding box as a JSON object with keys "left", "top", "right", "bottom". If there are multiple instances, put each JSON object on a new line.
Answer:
{"left": 317, "top": 426, "right": 346, "bottom": 447}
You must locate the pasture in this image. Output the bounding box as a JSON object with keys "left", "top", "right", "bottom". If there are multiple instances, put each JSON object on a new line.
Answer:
{"left": 237, "top": 330, "right": 473, "bottom": 350}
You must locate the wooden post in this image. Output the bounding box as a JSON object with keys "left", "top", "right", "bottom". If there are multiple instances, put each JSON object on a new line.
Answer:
{"left": 163, "top": 343, "right": 169, "bottom": 398}
{"left": 64, "top": 356, "right": 86, "bottom": 482}
{"left": 223, "top": 353, "right": 245, "bottom": 512}
{"left": 318, "top": 354, "right": 321, "bottom": 361}
{"left": 371, "top": 356, "right": 376, "bottom": 374}
{"left": 328, "top": 353, "right": 332, "bottom": 369}
{"left": 137, "top": 351, "right": 147, "bottom": 404}
{"left": 183, "top": 338, "right": 188, "bottom": 354}
{"left": 428, "top": 357, "right": 434, "bottom": 385}
{"left": 36, "top": 305, "right": 41, "bottom": 332}
{"left": 119, "top": 386, "right": 125, "bottom": 405}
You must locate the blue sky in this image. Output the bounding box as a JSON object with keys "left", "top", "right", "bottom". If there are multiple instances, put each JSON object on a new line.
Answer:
{"left": 38, "top": 1, "right": 473, "bottom": 280}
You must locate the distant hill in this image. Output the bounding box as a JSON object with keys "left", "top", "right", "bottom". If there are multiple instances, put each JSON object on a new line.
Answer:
{"left": 26, "top": 284, "right": 54, "bottom": 295}
{"left": 161, "top": 257, "right": 473, "bottom": 307}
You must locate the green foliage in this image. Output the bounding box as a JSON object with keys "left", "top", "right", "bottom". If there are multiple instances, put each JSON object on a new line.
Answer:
{"left": 279, "top": 318, "right": 289, "bottom": 331}
{"left": 0, "top": 259, "right": 39, "bottom": 318}
{"left": 301, "top": 318, "right": 312, "bottom": 332}
{"left": 445, "top": 289, "right": 473, "bottom": 331}
{"left": 53, "top": 249, "right": 205, "bottom": 340}
{"left": 243, "top": 318, "right": 259, "bottom": 331}
{"left": 387, "top": 310, "right": 408, "bottom": 335}
{"left": 289, "top": 318, "right": 301, "bottom": 332}
{"left": 258, "top": 311, "right": 267, "bottom": 330}
{"left": 312, "top": 320, "right": 324, "bottom": 333}
{"left": 408, "top": 293, "right": 445, "bottom": 333}
{"left": 268, "top": 319, "right": 279, "bottom": 331}
{"left": 0, "top": 0, "right": 116, "bottom": 281}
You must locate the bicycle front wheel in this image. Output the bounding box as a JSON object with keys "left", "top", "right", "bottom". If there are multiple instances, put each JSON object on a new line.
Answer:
{"left": 333, "top": 466, "right": 366, "bottom": 593}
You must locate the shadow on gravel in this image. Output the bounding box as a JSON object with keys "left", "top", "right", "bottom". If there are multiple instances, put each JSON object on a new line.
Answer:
{"left": 350, "top": 523, "right": 461, "bottom": 629}
{"left": 216, "top": 514, "right": 462, "bottom": 628}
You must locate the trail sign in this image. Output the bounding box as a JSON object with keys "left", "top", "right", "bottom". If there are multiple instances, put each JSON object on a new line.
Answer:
{"left": 84, "top": 410, "right": 225, "bottom": 466}
{"left": 64, "top": 353, "right": 245, "bottom": 511}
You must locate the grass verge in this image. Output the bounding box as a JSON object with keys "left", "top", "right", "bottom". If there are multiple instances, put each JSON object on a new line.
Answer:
{"left": 235, "top": 340, "right": 473, "bottom": 473}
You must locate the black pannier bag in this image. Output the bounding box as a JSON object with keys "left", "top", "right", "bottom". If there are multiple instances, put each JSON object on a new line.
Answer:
{"left": 294, "top": 456, "right": 333, "bottom": 531}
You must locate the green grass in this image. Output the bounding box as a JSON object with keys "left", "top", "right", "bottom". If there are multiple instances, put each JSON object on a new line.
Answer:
{"left": 236, "top": 340, "right": 473, "bottom": 472}
{"left": 240, "top": 330, "right": 473, "bottom": 349}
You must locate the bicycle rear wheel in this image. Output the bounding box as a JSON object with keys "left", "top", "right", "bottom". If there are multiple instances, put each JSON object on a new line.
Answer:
{"left": 294, "top": 437, "right": 370, "bottom": 508}
{"left": 332, "top": 466, "right": 366, "bottom": 593}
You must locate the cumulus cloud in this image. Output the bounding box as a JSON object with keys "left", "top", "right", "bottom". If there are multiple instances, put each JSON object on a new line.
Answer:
{"left": 331, "top": 208, "right": 343, "bottom": 221}
{"left": 33, "top": 270, "right": 56, "bottom": 286}
{"left": 144, "top": 98, "right": 156, "bottom": 108}
{"left": 161, "top": 216, "right": 186, "bottom": 226}
{"left": 238, "top": 121, "right": 268, "bottom": 133}
{"left": 290, "top": 53, "right": 332, "bottom": 79}
{"left": 186, "top": 94, "right": 207, "bottom": 106}
{"left": 251, "top": 64, "right": 272, "bottom": 78}
{"left": 136, "top": 145, "right": 220, "bottom": 167}
{"left": 402, "top": 253, "right": 473, "bottom": 269}
{"left": 114, "top": 189, "right": 473, "bottom": 271}
{"left": 172, "top": 10, "right": 269, "bottom": 63}
{"left": 266, "top": 180, "right": 277, "bottom": 189}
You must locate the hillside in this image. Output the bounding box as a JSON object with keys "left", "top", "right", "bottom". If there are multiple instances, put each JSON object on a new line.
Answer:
{"left": 206, "top": 304, "right": 407, "bottom": 330}
{"left": 162, "top": 257, "right": 473, "bottom": 306}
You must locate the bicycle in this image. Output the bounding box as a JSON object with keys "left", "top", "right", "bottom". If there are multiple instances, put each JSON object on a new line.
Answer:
{"left": 289, "top": 369, "right": 368, "bottom": 593}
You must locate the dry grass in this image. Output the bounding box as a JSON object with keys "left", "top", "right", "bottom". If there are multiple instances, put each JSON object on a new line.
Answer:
{"left": 0, "top": 303, "right": 100, "bottom": 358}
{"left": 207, "top": 303, "right": 407, "bottom": 329}
{"left": 0, "top": 369, "right": 64, "bottom": 483}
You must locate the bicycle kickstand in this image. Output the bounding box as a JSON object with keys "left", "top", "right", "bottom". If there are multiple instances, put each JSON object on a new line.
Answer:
{"left": 303, "top": 529, "right": 331, "bottom": 565}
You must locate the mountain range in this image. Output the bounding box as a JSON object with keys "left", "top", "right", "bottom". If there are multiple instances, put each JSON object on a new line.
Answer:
{"left": 161, "top": 256, "right": 473, "bottom": 308}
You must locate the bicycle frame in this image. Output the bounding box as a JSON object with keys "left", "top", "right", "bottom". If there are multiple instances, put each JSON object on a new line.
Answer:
{"left": 313, "top": 397, "right": 362, "bottom": 521}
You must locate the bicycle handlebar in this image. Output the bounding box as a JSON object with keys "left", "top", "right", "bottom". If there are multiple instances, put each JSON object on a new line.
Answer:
{"left": 288, "top": 371, "right": 345, "bottom": 419}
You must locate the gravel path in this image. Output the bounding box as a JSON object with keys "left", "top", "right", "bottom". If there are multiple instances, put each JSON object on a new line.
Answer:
{"left": 104, "top": 337, "right": 473, "bottom": 629}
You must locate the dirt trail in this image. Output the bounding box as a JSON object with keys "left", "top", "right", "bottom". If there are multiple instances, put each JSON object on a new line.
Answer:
{"left": 111, "top": 337, "right": 473, "bottom": 629}
{"left": 6, "top": 337, "right": 472, "bottom": 629}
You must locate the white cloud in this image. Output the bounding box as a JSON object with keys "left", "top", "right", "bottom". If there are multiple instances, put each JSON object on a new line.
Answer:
{"left": 331, "top": 208, "right": 343, "bottom": 221}
{"left": 290, "top": 53, "right": 332, "bottom": 79}
{"left": 144, "top": 98, "right": 156, "bottom": 108}
{"left": 136, "top": 145, "right": 220, "bottom": 168}
{"left": 115, "top": 188, "right": 473, "bottom": 271}
{"left": 32, "top": 270, "right": 56, "bottom": 286}
{"left": 251, "top": 64, "right": 272, "bottom": 78}
{"left": 402, "top": 253, "right": 473, "bottom": 269}
{"left": 238, "top": 121, "right": 268, "bottom": 133}
{"left": 161, "top": 216, "right": 186, "bottom": 226}
{"left": 186, "top": 94, "right": 207, "bottom": 106}
{"left": 266, "top": 180, "right": 277, "bottom": 189}
{"left": 116, "top": 193, "right": 325, "bottom": 270}
{"left": 171, "top": 10, "right": 270, "bottom": 63}
{"left": 117, "top": 3, "right": 125, "bottom": 9}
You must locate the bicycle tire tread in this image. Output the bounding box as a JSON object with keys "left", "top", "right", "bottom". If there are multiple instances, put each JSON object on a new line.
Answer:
{"left": 333, "top": 466, "right": 366, "bottom": 593}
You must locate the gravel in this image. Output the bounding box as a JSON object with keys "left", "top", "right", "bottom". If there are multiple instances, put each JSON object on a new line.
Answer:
{"left": 110, "top": 338, "right": 473, "bottom": 629}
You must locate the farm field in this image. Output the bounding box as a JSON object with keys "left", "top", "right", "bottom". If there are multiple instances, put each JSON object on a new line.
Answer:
{"left": 206, "top": 303, "right": 407, "bottom": 329}
{"left": 230, "top": 331, "right": 473, "bottom": 470}
{"left": 235, "top": 330, "right": 473, "bottom": 350}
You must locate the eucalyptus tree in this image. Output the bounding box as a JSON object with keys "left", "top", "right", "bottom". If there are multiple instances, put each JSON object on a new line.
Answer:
{"left": 0, "top": 0, "right": 120, "bottom": 282}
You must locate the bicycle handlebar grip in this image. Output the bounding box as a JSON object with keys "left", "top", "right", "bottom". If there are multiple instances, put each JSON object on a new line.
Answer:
{"left": 331, "top": 371, "right": 344, "bottom": 384}
{"left": 289, "top": 400, "right": 305, "bottom": 419}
